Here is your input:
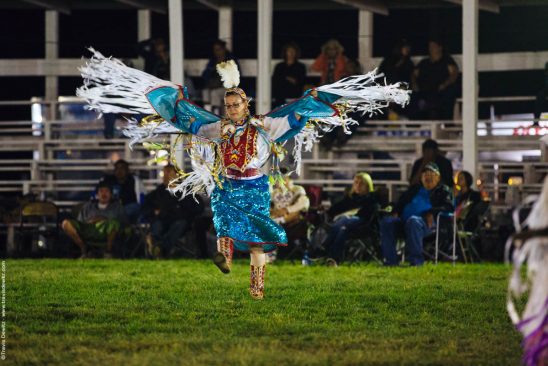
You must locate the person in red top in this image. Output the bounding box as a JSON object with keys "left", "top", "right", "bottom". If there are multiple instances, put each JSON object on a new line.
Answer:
{"left": 311, "top": 39, "right": 348, "bottom": 85}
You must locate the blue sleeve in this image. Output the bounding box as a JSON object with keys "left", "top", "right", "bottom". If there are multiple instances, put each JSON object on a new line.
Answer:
{"left": 275, "top": 114, "right": 309, "bottom": 143}
{"left": 288, "top": 112, "right": 307, "bottom": 129}
{"left": 145, "top": 86, "right": 220, "bottom": 135}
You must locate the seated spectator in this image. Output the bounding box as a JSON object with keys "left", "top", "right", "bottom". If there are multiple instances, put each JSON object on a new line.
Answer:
{"left": 142, "top": 165, "right": 204, "bottom": 258}
{"left": 411, "top": 39, "right": 459, "bottom": 120}
{"left": 380, "top": 163, "right": 453, "bottom": 266}
{"left": 410, "top": 139, "right": 454, "bottom": 188}
{"left": 270, "top": 168, "right": 310, "bottom": 260}
{"left": 272, "top": 42, "right": 306, "bottom": 108}
{"left": 62, "top": 182, "right": 127, "bottom": 258}
{"left": 454, "top": 170, "right": 482, "bottom": 231}
{"left": 323, "top": 172, "right": 380, "bottom": 266}
{"left": 100, "top": 159, "right": 145, "bottom": 223}
{"left": 271, "top": 169, "right": 310, "bottom": 226}
{"left": 311, "top": 39, "right": 348, "bottom": 85}
{"left": 201, "top": 39, "right": 240, "bottom": 114}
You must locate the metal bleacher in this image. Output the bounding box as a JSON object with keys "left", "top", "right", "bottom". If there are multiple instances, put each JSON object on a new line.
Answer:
{"left": 0, "top": 99, "right": 547, "bottom": 212}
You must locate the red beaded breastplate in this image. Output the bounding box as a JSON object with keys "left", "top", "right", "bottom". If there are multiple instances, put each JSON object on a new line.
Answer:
{"left": 221, "top": 125, "right": 258, "bottom": 172}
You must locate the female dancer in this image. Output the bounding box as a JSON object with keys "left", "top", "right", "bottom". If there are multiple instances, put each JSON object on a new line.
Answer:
{"left": 77, "top": 51, "right": 409, "bottom": 299}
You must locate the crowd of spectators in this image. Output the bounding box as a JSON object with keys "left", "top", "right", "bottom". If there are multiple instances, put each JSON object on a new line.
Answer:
{"left": 262, "top": 137, "right": 489, "bottom": 267}
{"left": 56, "top": 160, "right": 208, "bottom": 259}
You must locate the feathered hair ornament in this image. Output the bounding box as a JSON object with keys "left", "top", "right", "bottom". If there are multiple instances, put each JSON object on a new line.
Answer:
{"left": 216, "top": 60, "right": 248, "bottom": 100}
{"left": 216, "top": 60, "right": 240, "bottom": 89}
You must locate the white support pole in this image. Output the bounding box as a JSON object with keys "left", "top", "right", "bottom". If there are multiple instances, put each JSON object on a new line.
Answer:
{"left": 462, "top": 0, "right": 479, "bottom": 179}
{"left": 169, "top": 0, "right": 185, "bottom": 167}
{"left": 169, "top": 0, "right": 184, "bottom": 85}
{"left": 218, "top": 5, "right": 233, "bottom": 51}
{"left": 45, "top": 10, "right": 58, "bottom": 113}
{"left": 358, "top": 10, "right": 373, "bottom": 70}
{"left": 257, "top": 0, "right": 272, "bottom": 115}
{"left": 138, "top": 9, "right": 151, "bottom": 41}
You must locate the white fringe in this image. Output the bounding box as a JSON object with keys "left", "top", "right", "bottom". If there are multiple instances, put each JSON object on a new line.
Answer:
{"left": 507, "top": 175, "right": 548, "bottom": 339}
{"left": 291, "top": 125, "right": 319, "bottom": 176}
{"left": 122, "top": 117, "right": 180, "bottom": 148}
{"left": 288, "top": 69, "right": 408, "bottom": 176}
{"left": 169, "top": 136, "right": 219, "bottom": 199}
{"left": 317, "top": 69, "right": 410, "bottom": 117}
{"left": 77, "top": 47, "right": 175, "bottom": 115}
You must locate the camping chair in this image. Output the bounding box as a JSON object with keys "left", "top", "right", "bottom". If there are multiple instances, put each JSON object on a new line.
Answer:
{"left": 434, "top": 211, "right": 457, "bottom": 265}
{"left": 456, "top": 200, "right": 490, "bottom": 263}
{"left": 345, "top": 212, "right": 382, "bottom": 264}
{"left": 18, "top": 201, "right": 59, "bottom": 255}
{"left": 422, "top": 210, "right": 457, "bottom": 264}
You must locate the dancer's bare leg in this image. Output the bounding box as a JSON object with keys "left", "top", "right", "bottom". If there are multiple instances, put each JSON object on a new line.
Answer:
{"left": 249, "top": 245, "right": 266, "bottom": 300}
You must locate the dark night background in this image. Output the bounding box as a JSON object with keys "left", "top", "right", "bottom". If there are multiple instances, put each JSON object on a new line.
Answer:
{"left": 0, "top": 4, "right": 547, "bottom": 117}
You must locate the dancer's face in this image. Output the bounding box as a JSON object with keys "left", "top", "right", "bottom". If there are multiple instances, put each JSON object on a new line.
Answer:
{"left": 224, "top": 94, "right": 248, "bottom": 123}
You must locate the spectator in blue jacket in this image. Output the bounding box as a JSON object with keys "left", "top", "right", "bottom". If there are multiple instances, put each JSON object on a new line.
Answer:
{"left": 381, "top": 162, "right": 453, "bottom": 266}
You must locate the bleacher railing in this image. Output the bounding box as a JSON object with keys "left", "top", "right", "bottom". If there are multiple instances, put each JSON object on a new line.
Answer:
{"left": 0, "top": 98, "right": 546, "bottom": 211}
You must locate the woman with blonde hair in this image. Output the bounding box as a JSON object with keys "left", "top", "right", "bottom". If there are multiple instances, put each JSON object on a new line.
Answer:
{"left": 311, "top": 39, "right": 349, "bottom": 85}
{"left": 323, "top": 172, "right": 380, "bottom": 265}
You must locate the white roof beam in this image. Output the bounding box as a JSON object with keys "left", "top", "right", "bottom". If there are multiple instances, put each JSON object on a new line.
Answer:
{"left": 113, "top": 0, "right": 167, "bottom": 14}
{"left": 444, "top": 0, "right": 500, "bottom": 14}
{"left": 21, "top": 0, "right": 70, "bottom": 15}
{"left": 331, "top": 0, "right": 388, "bottom": 16}
{"left": 195, "top": 0, "right": 221, "bottom": 11}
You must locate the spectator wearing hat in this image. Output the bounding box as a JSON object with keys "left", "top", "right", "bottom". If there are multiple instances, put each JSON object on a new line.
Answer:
{"left": 410, "top": 139, "right": 454, "bottom": 188}
{"left": 380, "top": 162, "right": 453, "bottom": 266}
{"left": 62, "top": 181, "right": 127, "bottom": 258}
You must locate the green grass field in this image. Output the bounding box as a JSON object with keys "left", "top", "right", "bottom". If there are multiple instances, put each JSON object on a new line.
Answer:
{"left": 7, "top": 259, "right": 522, "bottom": 366}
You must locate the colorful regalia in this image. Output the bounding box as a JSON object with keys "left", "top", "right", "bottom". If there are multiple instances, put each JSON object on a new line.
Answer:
{"left": 507, "top": 175, "right": 548, "bottom": 366}
{"left": 77, "top": 48, "right": 410, "bottom": 299}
